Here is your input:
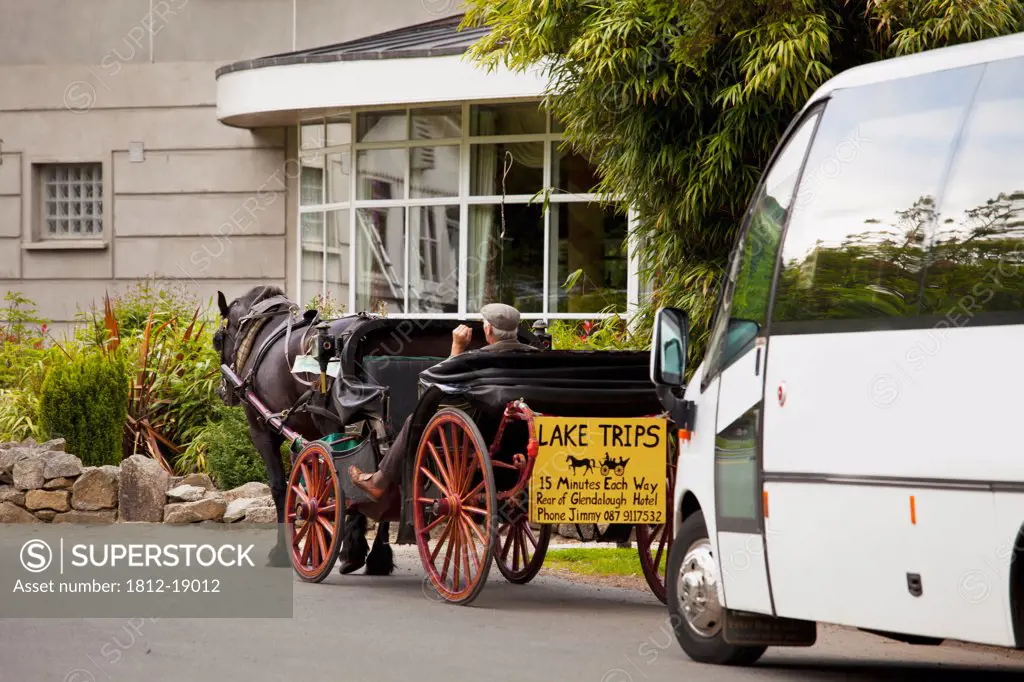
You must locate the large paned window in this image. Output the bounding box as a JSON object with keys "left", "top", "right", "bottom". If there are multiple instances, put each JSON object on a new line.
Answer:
{"left": 771, "top": 65, "right": 984, "bottom": 328}
{"left": 298, "top": 102, "right": 634, "bottom": 319}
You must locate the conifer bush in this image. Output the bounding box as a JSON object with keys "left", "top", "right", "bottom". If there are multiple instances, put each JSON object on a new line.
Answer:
{"left": 39, "top": 351, "right": 129, "bottom": 467}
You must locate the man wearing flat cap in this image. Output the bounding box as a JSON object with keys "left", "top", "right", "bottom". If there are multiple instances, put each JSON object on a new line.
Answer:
{"left": 348, "top": 302, "right": 536, "bottom": 504}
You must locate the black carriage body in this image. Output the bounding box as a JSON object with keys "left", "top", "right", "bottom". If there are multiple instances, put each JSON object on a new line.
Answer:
{"left": 322, "top": 314, "right": 663, "bottom": 545}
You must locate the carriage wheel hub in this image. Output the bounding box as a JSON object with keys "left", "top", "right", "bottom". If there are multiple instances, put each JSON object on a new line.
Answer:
{"left": 299, "top": 499, "right": 318, "bottom": 521}
{"left": 432, "top": 496, "right": 461, "bottom": 517}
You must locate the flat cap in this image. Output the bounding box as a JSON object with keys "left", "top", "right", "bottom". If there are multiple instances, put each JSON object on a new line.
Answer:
{"left": 480, "top": 303, "right": 520, "bottom": 332}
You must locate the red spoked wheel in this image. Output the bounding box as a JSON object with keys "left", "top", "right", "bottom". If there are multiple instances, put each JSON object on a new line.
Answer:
{"left": 285, "top": 441, "right": 344, "bottom": 583}
{"left": 636, "top": 441, "right": 677, "bottom": 603}
{"left": 413, "top": 407, "right": 497, "bottom": 605}
{"left": 494, "top": 495, "right": 552, "bottom": 584}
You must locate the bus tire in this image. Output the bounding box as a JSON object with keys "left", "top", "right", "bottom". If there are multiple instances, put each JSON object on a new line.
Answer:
{"left": 666, "top": 513, "right": 766, "bottom": 666}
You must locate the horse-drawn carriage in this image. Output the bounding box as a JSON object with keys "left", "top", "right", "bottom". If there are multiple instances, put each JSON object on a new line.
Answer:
{"left": 217, "top": 288, "right": 675, "bottom": 606}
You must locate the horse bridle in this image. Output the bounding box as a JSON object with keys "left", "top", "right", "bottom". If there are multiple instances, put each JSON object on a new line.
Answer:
{"left": 216, "top": 297, "right": 317, "bottom": 400}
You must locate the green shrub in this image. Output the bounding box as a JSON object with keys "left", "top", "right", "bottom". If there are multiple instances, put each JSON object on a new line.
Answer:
{"left": 39, "top": 352, "right": 129, "bottom": 467}
{"left": 0, "top": 291, "right": 52, "bottom": 391}
{"left": 189, "top": 406, "right": 278, "bottom": 489}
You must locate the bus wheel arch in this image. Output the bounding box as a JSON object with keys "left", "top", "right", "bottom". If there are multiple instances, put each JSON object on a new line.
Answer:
{"left": 666, "top": 509, "right": 766, "bottom": 665}
{"left": 1011, "top": 524, "right": 1024, "bottom": 649}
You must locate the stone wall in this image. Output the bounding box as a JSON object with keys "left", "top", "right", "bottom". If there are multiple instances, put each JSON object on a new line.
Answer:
{"left": 0, "top": 439, "right": 275, "bottom": 524}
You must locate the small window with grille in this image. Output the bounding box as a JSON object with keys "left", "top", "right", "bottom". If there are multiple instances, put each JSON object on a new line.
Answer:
{"left": 39, "top": 163, "right": 103, "bottom": 238}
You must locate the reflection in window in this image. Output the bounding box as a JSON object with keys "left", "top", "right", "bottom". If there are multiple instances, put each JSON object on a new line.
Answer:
{"left": 410, "top": 144, "right": 459, "bottom": 198}
{"left": 325, "top": 117, "right": 351, "bottom": 147}
{"left": 715, "top": 406, "right": 761, "bottom": 523}
{"left": 355, "top": 206, "right": 405, "bottom": 314}
{"left": 299, "top": 156, "right": 324, "bottom": 207}
{"left": 412, "top": 107, "right": 462, "bottom": 139}
{"left": 704, "top": 112, "right": 819, "bottom": 376}
{"left": 408, "top": 205, "right": 459, "bottom": 313}
{"left": 470, "top": 103, "right": 546, "bottom": 136}
{"left": 467, "top": 203, "right": 544, "bottom": 313}
{"left": 356, "top": 149, "right": 405, "bottom": 200}
{"left": 301, "top": 122, "right": 324, "bottom": 150}
{"left": 470, "top": 142, "right": 544, "bottom": 196}
{"left": 552, "top": 143, "right": 600, "bottom": 193}
{"left": 772, "top": 66, "right": 983, "bottom": 325}
{"left": 357, "top": 110, "right": 407, "bottom": 142}
{"left": 549, "top": 203, "right": 627, "bottom": 313}
{"left": 301, "top": 237, "right": 324, "bottom": 309}
{"left": 326, "top": 149, "right": 350, "bottom": 204}
{"left": 923, "top": 57, "right": 1024, "bottom": 318}
{"left": 325, "top": 209, "right": 349, "bottom": 311}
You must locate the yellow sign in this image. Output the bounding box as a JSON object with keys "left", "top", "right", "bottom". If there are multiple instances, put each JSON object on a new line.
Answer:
{"left": 529, "top": 416, "right": 668, "bottom": 525}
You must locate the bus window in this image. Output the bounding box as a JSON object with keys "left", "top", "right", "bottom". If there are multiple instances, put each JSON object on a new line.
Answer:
{"left": 771, "top": 65, "right": 983, "bottom": 331}
{"left": 922, "top": 56, "right": 1024, "bottom": 320}
{"left": 702, "top": 110, "right": 821, "bottom": 382}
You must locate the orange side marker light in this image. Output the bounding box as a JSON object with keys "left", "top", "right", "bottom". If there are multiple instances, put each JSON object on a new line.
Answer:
{"left": 763, "top": 491, "right": 769, "bottom": 518}
{"left": 909, "top": 495, "right": 917, "bottom": 525}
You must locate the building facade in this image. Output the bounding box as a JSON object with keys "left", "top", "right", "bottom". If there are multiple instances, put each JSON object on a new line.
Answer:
{"left": 0, "top": 1, "right": 641, "bottom": 335}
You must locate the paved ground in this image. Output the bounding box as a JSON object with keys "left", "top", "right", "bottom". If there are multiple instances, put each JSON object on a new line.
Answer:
{"left": 2, "top": 545, "right": 1023, "bottom": 682}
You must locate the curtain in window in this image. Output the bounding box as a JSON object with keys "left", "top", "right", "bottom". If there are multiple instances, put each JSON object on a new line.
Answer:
{"left": 469, "top": 111, "right": 496, "bottom": 307}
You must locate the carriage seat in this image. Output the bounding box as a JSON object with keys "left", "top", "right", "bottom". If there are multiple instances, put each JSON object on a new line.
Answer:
{"left": 362, "top": 355, "right": 446, "bottom": 431}
{"left": 418, "top": 350, "right": 662, "bottom": 418}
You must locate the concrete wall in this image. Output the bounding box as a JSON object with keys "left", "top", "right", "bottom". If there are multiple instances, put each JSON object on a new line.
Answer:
{"left": 0, "top": 0, "right": 462, "bottom": 334}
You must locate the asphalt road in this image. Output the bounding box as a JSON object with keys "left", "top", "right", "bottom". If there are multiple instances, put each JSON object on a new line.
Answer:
{"left": 2, "top": 545, "right": 1024, "bottom": 682}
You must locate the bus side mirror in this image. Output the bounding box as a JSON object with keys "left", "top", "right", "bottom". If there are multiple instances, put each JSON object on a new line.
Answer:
{"left": 651, "top": 307, "right": 688, "bottom": 387}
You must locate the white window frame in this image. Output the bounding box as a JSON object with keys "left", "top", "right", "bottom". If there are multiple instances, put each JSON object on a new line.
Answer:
{"left": 296, "top": 99, "right": 641, "bottom": 321}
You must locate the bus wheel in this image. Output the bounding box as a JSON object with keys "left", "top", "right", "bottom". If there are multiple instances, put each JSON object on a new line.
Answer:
{"left": 667, "top": 513, "right": 766, "bottom": 666}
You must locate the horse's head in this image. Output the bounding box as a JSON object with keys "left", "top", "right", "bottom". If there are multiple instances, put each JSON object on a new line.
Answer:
{"left": 214, "top": 285, "right": 285, "bottom": 403}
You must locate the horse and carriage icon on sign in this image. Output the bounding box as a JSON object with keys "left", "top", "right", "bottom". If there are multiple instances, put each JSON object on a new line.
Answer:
{"left": 565, "top": 453, "right": 630, "bottom": 476}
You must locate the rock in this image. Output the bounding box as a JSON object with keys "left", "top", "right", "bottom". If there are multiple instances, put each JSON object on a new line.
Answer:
{"left": 556, "top": 524, "right": 596, "bottom": 541}
{"left": 169, "top": 476, "right": 184, "bottom": 488}
{"left": 202, "top": 489, "right": 226, "bottom": 503}
{"left": 181, "top": 473, "right": 215, "bottom": 491}
{"left": 253, "top": 495, "right": 275, "bottom": 508}
{"left": 72, "top": 468, "right": 119, "bottom": 511}
{"left": 0, "top": 501, "right": 41, "bottom": 522}
{"left": 35, "top": 510, "right": 58, "bottom": 521}
{"left": 43, "top": 452, "right": 83, "bottom": 480}
{"left": 223, "top": 482, "right": 271, "bottom": 502}
{"left": 39, "top": 438, "right": 66, "bottom": 452}
{"left": 13, "top": 457, "right": 45, "bottom": 490}
{"left": 0, "top": 485, "right": 26, "bottom": 506}
{"left": 43, "top": 477, "right": 75, "bottom": 490}
{"left": 223, "top": 498, "right": 262, "bottom": 523}
{"left": 26, "top": 489, "right": 71, "bottom": 512}
{"left": 100, "top": 465, "right": 121, "bottom": 482}
{"left": 243, "top": 506, "right": 276, "bottom": 524}
{"left": 119, "top": 455, "right": 169, "bottom": 522}
{"left": 166, "top": 484, "right": 206, "bottom": 503}
{"left": 53, "top": 509, "right": 117, "bottom": 524}
{"left": 0, "top": 447, "right": 34, "bottom": 483}
{"left": 163, "top": 499, "right": 226, "bottom": 524}
{"left": 23, "top": 436, "right": 36, "bottom": 447}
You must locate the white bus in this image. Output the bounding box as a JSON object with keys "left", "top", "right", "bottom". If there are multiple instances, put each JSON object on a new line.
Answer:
{"left": 650, "top": 31, "right": 1024, "bottom": 665}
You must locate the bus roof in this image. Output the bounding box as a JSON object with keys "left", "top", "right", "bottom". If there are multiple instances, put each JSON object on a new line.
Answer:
{"left": 802, "top": 31, "right": 1024, "bottom": 113}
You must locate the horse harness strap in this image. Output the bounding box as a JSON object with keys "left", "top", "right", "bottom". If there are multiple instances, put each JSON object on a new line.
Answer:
{"left": 236, "top": 296, "right": 320, "bottom": 390}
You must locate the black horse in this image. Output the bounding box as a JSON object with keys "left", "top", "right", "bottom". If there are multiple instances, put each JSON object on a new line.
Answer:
{"left": 213, "top": 285, "right": 392, "bottom": 574}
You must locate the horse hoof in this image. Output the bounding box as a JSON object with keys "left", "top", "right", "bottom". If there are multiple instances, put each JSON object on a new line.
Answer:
{"left": 365, "top": 543, "right": 395, "bottom": 576}
{"left": 338, "top": 558, "right": 366, "bottom": 575}
{"left": 266, "top": 545, "right": 291, "bottom": 568}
